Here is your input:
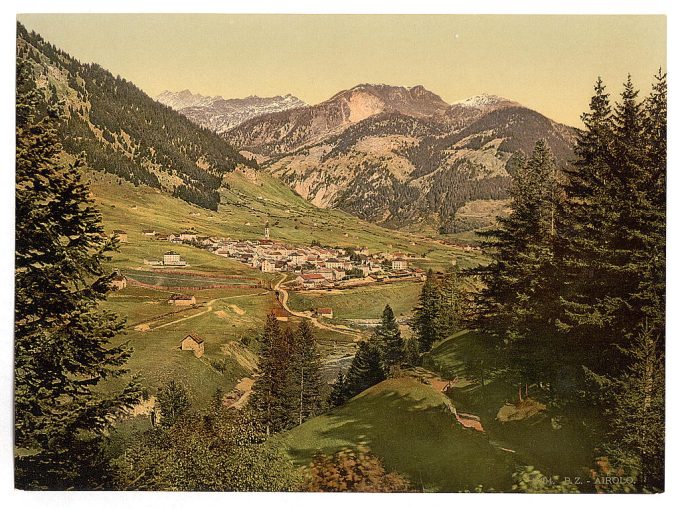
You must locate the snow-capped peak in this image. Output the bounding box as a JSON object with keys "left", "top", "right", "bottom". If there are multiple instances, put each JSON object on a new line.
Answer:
{"left": 452, "top": 94, "right": 516, "bottom": 109}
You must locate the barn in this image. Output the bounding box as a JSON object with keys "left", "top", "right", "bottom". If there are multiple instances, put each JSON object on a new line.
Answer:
{"left": 180, "top": 334, "right": 205, "bottom": 358}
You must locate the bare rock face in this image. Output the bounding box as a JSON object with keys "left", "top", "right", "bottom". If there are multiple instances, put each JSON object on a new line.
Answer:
{"left": 224, "top": 84, "right": 451, "bottom": 156}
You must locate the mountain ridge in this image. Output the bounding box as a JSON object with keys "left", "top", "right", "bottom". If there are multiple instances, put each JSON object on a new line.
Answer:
{"left": 156, "top": 89, "right": 307, "bottom": 134}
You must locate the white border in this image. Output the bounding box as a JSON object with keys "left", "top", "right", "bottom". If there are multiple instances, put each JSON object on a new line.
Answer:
{"left": 0, "top": 2, "right": 675, "bottom": 509}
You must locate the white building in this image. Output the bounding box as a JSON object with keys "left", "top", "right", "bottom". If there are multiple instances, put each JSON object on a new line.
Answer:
{"left": 392, "top": 258, "right": 409, "bottom": 270}
{"left": 163, "top": 251, "right": 186, "bottom": 266}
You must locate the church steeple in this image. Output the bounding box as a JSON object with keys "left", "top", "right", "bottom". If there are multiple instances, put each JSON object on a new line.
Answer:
{"left": 264, "top": 221, "right": 270, "bottom": 239}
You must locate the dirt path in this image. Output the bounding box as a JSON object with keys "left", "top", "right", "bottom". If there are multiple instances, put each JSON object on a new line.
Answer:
{"left": 143, "top": 291, "right": 268, "bottom": 331}
{"left": 224, "top": 377, "right": 254, "bottom": 409}
{"left": 275, "top": 275, "right": 362, "bottom": 339}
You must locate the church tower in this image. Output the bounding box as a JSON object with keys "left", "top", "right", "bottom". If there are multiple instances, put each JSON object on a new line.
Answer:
{"left": 264, "top": 221, "right": 270, "bottom": 239}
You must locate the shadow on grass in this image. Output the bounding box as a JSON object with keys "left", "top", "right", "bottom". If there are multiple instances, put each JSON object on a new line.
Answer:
{"left": 423, "top": 331, "right": 604, "bottom": 480}
{"left": 284, "top": 380, "right": 514, "bottom": 492}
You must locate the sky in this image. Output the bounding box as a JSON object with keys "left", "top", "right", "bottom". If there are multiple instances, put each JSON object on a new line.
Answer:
{"left": 17, "top": 14, "right": 666, "bottom": 127}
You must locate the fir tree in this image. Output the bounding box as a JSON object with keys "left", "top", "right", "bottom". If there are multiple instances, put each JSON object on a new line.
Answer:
{"left": 438, "top": 266, "right": 464, "bottom": 337}
{"left": 344, "top": 342, "right": 386, "bottom": 398}
{"left": 328, "top": 371, "right": 349, "bottom": 408}
{"left": 15, "top": 60, "right": 141, "bottom": 490}
{"left": 413, "top": 270, "right": 444, "bottom": 352}
{"left": 374, "top": 304, "right": 404, "bottom": 372}
{"left": 474, "top": 140, "right": 562, "bottom": 388}
{"left": 156, "top": 380, "right": 190, "bottom": 428}
{"left": 249, "top": 314, "right": 285, "bottom": 435}
{"left": 288, "top": 320, "right": 325, "bottom": 425}
{"left": 587, "top": 325, "right": 664, "bottom": 491}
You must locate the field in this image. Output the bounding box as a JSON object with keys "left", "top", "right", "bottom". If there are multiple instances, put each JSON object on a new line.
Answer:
{"left": 280, "top": 377, "right": 514, "bottom": 492}
{"left": 286, "top": 281, "right": 422, "bottom": 322}
{"left": 102, "top": 284, "right": 274, "bottom": 408}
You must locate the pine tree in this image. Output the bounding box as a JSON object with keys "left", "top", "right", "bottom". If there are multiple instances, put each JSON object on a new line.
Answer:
{"left": 249, "top": 314, "right": 284, "bottom": 435}
{"left": 157, "top": 380, "right": 190, "bottom": 428}
{"left": 474, "top": 140, "right": 562, "bottom": 387}
{"left": 374, "top": 304, "right": 404, "bottom": 372}
{"left": 438, "top": 266, "right": 464, "bottom": 337}
{"left": 328, "top": 371, "right": 349, "bottom": 408}
{"left": 588, "top": 325, "right": 664, "bottom": 491}
{"left": 15, "top": 60, "right": 141, "bottom": 490}
{"left": 344, "top": 341, "right": 386, "bottom": 398}
{"left": 288, "top": 320, "right": 325, "bottom": 425}
{"left": 413, "top": 270, "right": 444, "bottom": 352}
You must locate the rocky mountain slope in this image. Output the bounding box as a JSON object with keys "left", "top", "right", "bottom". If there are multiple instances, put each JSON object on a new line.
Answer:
{"left": 224, "top": 84, "right": 451, "bottom": 156}
{"left": 156, "top": 90, "right": 307, "bottom": 134}
{"left": 17, "top": 23, "right": 255, "bottom": 211}
{"left": 227, "top": 85, "right": 577, "bottom": 232}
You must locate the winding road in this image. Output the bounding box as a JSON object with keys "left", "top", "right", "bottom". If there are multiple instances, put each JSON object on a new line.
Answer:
{"left": 273, "top": 274, "right": 362, "bottom": 339}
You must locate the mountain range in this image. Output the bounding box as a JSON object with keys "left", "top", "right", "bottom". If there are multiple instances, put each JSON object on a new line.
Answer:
{"left": 155, "top": 90, "right": 307, "bottom": 134}
{"left": 19, "top": 21, "right": 577, "bottom": 233}
{"left": 223, "top": 84, "right": 577, "bottom": 232}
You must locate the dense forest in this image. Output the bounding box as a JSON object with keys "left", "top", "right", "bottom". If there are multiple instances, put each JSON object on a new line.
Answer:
{"left": 16, "top": 23, "right": 256, "bottom": 210}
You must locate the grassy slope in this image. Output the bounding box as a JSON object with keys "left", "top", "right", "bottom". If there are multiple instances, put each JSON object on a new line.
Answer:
{"left": 280, "top": 377, "right": 513, "bottom": 492}
{"left": 88, "top": 167, "right": 481, "bottom": 270}
{"left": 287, "top": 281, "right": 422, "bottom": 321}
{"left": 423, "top": 331, "right": 603, "bottom": 480}
{"left": 102, "top": 285, "right": 272, "bottom": 408}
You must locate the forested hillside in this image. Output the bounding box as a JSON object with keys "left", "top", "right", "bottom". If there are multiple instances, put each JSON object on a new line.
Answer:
{"left": 16, "top": 23, "right": 255, "bottom": 210}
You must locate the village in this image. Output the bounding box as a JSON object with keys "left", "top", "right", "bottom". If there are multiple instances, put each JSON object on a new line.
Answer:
{"left": 112, "top": 222, "right": 431, "bottom": 291}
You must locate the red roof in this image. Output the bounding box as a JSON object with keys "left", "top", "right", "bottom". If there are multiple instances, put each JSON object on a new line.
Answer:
{"left": 301, "top": 274, "right": 325, "bottom": 280}
{"left": 317, "top": 308, "right": 333, "bottom": 314}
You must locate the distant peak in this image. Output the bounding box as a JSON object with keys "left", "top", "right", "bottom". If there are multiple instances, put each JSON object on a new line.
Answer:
{"left": 452, "top": 94, "right": 517, "bottom": 108}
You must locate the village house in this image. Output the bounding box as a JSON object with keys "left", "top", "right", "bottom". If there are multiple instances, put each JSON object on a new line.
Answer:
{"left": 112, "top": 229, "right": 128, "bottom": 243}
{"left": 142, "top": 229, "right": 156, "bottom": 236}
{"left": 317, "top": 268, "right": 335, "bottom": 281}
{"left": 392, "top": 258, "right": 409, "bottom": 270}
{"left": 325, "top": 258, "right": 345, "bottom": 270}
{"left": 297, "top": 273, "right": 326, "bottom": 289}
{"left": 260, "top": 259, "right": 276, "bottom": 273}
{"left": 179, "top": 231, "right": 198, "bottom": 241}
{"left": 333, "top": 269, "right": 346, "bottom": 280}
{"left": 110, "top": 274, "right": 127, "bottom": 290}
{"left": 316, "top": 307, "right": 333, "bottom": 318}
{"left": 168, "top": 294, "right": 196, "bottom": 306}
{"left": 180, "top": 333, "right": 204, "bottom": 358}
{"left": 289, "top": 252, "right": 306, "bottom": 266}
{"left": 169, "top": 234, "right": 182, "bottom": 244}
{"left": 163, "top": 251, "right": 187, "bottom": 266}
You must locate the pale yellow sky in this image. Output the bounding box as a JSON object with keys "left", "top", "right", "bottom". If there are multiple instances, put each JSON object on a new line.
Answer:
{"left": 17, "top": 14, "right": 666, "bottom": 127}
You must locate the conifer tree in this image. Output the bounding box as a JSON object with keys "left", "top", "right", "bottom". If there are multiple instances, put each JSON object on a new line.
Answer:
{"left": 344, "top": 341, "right": 386, "bottom": 398}
{"left": 250, "top": 314, "right": 287, "bottom": 434}
{"left": 328, "top": 371, "right": 349, "bottom": 408}
{"left": 558, "top": 75, "right": 664, "bottom": 377}
{"left": 375, "top": 304, "right": 404, "bottom": 372}
{"left": 438, "top": 266, "right": 464, "bottom": 337}
{"left": 413, "top": 270, "right": 444, "bottom": 352}
{"left": 157, "top": 380, "right": 190, "bottom": 428}
{"left": 288, "top": 320, "right": 325, "bottom": 425}
{"left": 474, "top": 140, "right": 562, "bottom": 387}
{"left": 588, "top": 325, "right": 664, "bottom": 491}
{"left": 15, "top": 61, "right": 141, "bottom": 490}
